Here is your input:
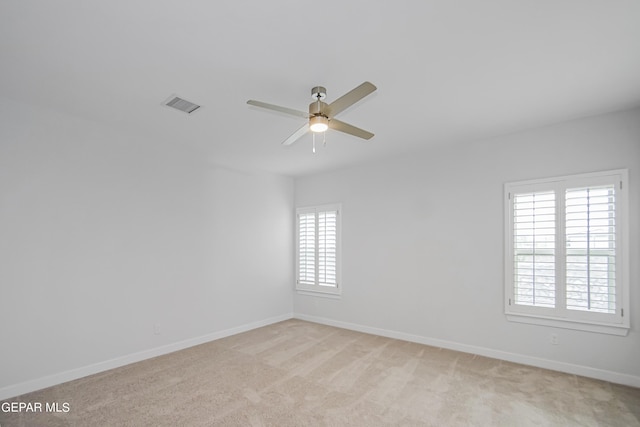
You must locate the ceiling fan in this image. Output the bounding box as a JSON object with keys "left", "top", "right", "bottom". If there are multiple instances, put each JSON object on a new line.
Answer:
{"left": 247, "top": 81, "right": 377, "bottom": 148}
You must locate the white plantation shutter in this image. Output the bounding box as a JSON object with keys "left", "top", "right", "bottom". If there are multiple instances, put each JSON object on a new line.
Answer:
{"left": 298, "top": 212, "right": 316, "bottom": 284}
{"left": 296, "top": 204, "right": 341, "bottom": 294}
{"left": 513, "top": 191, "right": 556, "bottom": 308}
{"left": 565, "top": 185, "right": 616, "bottom": 314}
{"left": 318, "top": 210, "right": 337, "bottom": 286}
{"left": 505, "top": 170, "right": 628, "bottom": 334}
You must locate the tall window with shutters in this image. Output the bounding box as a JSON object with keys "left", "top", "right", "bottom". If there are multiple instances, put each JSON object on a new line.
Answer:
{"left": 505, "top": 170, "right": 629, "bottom": 335}
{"left": 296, "top": 204, "right": 341, "bottom": 295}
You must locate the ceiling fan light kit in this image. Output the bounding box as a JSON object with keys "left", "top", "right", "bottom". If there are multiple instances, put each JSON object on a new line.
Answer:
{"left": 309, "top": 116, "right": 328, "bottom": 133}
{"left": 247, "top": 81, "right": 376, "bottom": 150}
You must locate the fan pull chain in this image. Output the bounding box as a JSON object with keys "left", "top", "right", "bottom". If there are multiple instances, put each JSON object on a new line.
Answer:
{"left": 312, "top": 133, "right": 316, "bottom": 154}
{"left": 323, "top": 131, "right": 326, "bottom": 147}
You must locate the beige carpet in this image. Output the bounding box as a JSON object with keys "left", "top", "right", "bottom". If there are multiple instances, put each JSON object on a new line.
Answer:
{"left": 1, "top": 319, "right": 639, "bottom": 426}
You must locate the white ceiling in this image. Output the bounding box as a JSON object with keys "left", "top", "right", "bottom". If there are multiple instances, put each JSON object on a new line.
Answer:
{"left": 2, "top": 1, "right": 640, "bottom": 176}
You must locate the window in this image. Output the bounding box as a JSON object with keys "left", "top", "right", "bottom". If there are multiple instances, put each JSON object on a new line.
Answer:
{"left": 296, "top": 204, "right": 341, "bottom": 296}
{"left": 505, "top": 170, "right": 629, "bottom": 335}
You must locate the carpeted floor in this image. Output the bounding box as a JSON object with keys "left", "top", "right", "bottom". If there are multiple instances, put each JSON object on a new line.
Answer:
{"left": 1, "top": 319, "right": 639, "bottom": 426}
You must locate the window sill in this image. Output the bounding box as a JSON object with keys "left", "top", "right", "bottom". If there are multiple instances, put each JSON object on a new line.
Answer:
{"left": 296, "top": 288, "right": 342, "bottom": 299}
{"left": 506, "top": 313, "right": 629, "bottom": 336}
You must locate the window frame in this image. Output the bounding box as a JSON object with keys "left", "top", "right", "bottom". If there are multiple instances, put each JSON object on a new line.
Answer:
{"left": 504, "top": 169, "right": 629, "bottom": 336}
{"left": 295, "top": 204, "right": 342, "bottom": 297}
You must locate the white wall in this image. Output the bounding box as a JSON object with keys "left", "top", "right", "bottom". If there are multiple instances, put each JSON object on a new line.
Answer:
{"left": 1, "top": 97, "right": 637, "bottom": 398}
{"left": 294, "top": 107, "right": 640, "bottom": 385}
{"left": 0, "top": 97, "right": 294, "bottom": 397}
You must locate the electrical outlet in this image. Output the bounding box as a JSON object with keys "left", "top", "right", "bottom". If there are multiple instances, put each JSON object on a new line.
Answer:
{"left": 550, "top": 333, "right": 558, "bottom": 345}
{"left": 153, "top": 323, "right": 161, "bottom": 335}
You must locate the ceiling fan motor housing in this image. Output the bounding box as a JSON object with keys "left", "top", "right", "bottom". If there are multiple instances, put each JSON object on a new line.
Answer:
{"left": 309, "top": 100, "right": 329, "bottom": 117}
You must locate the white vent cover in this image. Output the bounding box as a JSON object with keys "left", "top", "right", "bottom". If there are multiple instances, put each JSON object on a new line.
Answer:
{"left": 163, "top": 95, "right": 201, "bottom": 114}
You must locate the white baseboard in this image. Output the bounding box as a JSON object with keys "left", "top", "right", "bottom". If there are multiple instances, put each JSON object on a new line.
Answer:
{"left": 0, "top": 313, "right": 294, "bottom": 401}
{"left": 294, "top": 313, "right": 640, "bottom": 389}
{"left": 4, "top": 311, "right": 636, "bottom": 401}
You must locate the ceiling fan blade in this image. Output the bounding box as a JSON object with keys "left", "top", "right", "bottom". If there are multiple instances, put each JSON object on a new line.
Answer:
{"left": 282, "top": 123, "right": 310, "bottom": 146}
{"left": 327, "top": 81, "right": 377, "bottom": 117}
{"left": 329, "top": 118, "right": 374, "bottom": 140}
{"left": 247, "top": 100, "right": 309, "bottom": 119}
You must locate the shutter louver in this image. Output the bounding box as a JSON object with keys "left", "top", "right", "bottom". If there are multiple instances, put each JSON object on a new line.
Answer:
{"left": 565, "top": 185, "right": 616, "bottom": 314}
{"left": 298, "top": 213, "right": 316, "bottom": 284}
{"left": 513, "top": 191, "right": 555, "bottom": 307}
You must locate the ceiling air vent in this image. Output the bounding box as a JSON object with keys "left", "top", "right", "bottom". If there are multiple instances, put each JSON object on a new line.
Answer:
{"left": 163, "top": 95, "right": 201, "bottom": 114}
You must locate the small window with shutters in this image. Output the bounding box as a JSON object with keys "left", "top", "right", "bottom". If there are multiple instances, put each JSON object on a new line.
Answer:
{"left": 296, "top": 204, "right": 341, "bottom": 296}
{"left": 505, "top": 170, "right": 629, "bottom": 335}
